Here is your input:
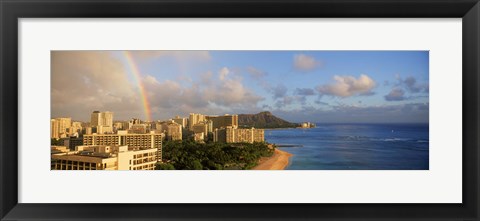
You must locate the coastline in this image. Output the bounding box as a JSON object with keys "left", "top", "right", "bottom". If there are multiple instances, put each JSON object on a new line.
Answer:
{"left": 252, "top": 149, "right": 293, "bottom": 170}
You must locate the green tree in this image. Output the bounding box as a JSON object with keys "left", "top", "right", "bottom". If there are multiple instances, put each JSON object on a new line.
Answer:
{"left": 156, "top": 163, "right": 175, "bottom": 170}
{"left": 161, "top": 140, "right": 272, "bottom": 170}
{"left": 192, "top": 160, "right": 203, "bottom": 170}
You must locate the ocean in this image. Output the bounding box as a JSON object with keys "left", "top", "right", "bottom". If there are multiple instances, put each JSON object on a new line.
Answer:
{"left": 265, "top": 123, "right": 429, "bottom": 170}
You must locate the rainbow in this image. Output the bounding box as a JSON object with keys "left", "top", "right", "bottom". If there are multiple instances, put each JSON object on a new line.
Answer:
{"left": 122, "top": 51, "right": 152, "bottom": 122}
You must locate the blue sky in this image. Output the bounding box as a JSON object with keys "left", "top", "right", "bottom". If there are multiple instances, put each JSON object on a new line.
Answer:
{"left": 51, "top": 51, "right": 429, "bottom": 123}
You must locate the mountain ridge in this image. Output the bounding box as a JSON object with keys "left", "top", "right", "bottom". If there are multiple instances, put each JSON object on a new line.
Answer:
{"left": 237, "top": 111, "right": 299, "bottom": 129}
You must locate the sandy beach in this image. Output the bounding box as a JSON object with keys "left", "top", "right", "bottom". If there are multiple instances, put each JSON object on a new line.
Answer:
{"left": 253, "top": 149, "right": 293, "bottom": 170}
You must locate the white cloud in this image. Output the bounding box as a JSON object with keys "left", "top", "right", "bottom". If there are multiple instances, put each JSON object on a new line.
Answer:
{"left": 293, "top": 54, "right": 321, "bottom": 72}
{"left": 142, "top": 68, "right": 264, "bottom": 118}
{"left": 51, "top": 51, "right": 142, "bottom": 120}
{"left": 218, "top": 67, "right": 230, "bottom": 81}
{"left": 316, "top": 74, "right": 376, "bottom": 97}
{"left": 51, "top": 52, "right": 264, "bottom": 121}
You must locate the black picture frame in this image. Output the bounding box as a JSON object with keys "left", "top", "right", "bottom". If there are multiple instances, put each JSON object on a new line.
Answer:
{"left": 1, "top": 0, "right": 479, "bottom": 220}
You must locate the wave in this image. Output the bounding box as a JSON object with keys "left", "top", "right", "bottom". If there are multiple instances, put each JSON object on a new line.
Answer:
{"left": 383, "top": 138, "right": 410, "bottom": 142}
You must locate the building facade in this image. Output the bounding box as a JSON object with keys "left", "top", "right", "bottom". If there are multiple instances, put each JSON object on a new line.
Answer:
{"left": 172, "top": 116, "right": 188, "bottom": 128}
{"left": 194, "top": 132, "right": 205, "bottom": 142}
{"left": 207, "top": 114, "right": 238, "bottom": 130}
{"left": 129, "top": 124, "right": 148, "bottom": 134}
{"left": 70, "top": 121, "right": 83, "bottom": 135}
{"left": 50, "top": 117, "right": 72, "bottom": 139}
{"left": 61, "top": 136, "right": 84, "bottom": 150}
{"left": 166, "top": 122, "right": 182, "bottom": 141}
{"left": 51, "top": 145, "right": 158, "bottom": 170}
{"left": 213, "top": 127, "right": 264, "bottom": 143}
{"left": 189, "top": 113, "right": 206, "bottom": 131}
{"left": 156, "top": 120, "right": 182, "bottom": 141}
{"left": 83, "top": 131, "right": 164, "bottom": 161}
{"left": 192, "top": 122, "right": 208, "bottom": 136}
{"left": 90, "top": 111, "right": 113, "bottom": 134}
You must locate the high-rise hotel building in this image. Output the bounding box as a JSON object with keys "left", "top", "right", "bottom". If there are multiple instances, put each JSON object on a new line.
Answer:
{"left": 83, "top": 131, "right": 164, "bottom": 161}
{"left": 50, "top": 117, "right": 72, "bottom": 139}
{"left": 189, "top": 113, "right": 206, "bottom": 130}
{"left": 213, "top": 127, "right": 264, "bottom": 143}
{"left": 91, "top": 111, "right": 114, "bottom": 134}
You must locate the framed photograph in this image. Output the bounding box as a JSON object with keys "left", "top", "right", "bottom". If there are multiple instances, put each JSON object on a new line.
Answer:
{"left": 1, "top": 0, "right": 479, "bottom": 220}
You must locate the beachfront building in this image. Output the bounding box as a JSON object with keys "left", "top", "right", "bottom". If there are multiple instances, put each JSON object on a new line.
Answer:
{"left": 300, "top": 122, "right": 316, "bottom": 128}
{"left": 213, "top": 127, "right": 264, "bottom": 143}
{"left": 83, "top": 131, "right": 164, "bottom": 161}
{"left": 51, "top": 145, "right": 158, "bottom": 170}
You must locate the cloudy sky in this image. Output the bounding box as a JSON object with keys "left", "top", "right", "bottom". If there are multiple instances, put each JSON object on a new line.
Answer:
{"left": 51, "top": 51, "right": 429, "bottom": 123}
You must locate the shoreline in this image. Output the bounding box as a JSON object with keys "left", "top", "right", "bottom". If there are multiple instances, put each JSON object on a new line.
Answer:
{"left": 252, "top": 149, "right": 293, "bottom": 170}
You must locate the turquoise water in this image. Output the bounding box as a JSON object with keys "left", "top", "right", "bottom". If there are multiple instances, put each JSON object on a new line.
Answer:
{"left": 265, "top": 123, "right": 429, "bottom": 170}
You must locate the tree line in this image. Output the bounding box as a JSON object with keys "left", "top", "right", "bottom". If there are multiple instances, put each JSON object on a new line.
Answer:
{"left": 156, "top": 140, "right": 274, "bottom": 170}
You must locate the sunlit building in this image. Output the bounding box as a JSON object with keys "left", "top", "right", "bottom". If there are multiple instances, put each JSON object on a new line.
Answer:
{"left": 51, "top": 145, "right": 158, "bottom": 170}
{"left": 90, "top": 111, "right": 113, "bottom": 134}
{"left": 50, "top": 117, "right": 72, "bottom": 139}
{"left": 300, "top": 122, "right": 316, "bottom": 128}
{"left": 70, "top": 121, "right": 83, "bottom": 135}
{"left": 84, "top": 127, "right": 93, "bottom": 135}
{"left": 128, "top": 118, "right": 142, "bottom": 129}
{"left": 213, "top": 127, "right": 264, "bottom": 143}
{"left": 113, "top": 122, "right": 129, "bottom": 132}
{"left": 163, "top": 121, "right": 183, "bottom": 141}
{"left": 194, "top": 132, "right": 205, "bottom": 142}
{"left": 189, "top": 113, "right": 206, "bottom": 131}
{"left": 97, "top": 125, "right": 113, "bottom": 134}
{"left": 172, "top": 116, "right": 188, "bottom": 128}
{"left": 82, "top": 131, "right": 164, "bottom": 161}
{"left": 129, "top": 124, "right": 148, "bottom": 134}
{"left": 51, "top": 119, "right": 60, "bottom": 139}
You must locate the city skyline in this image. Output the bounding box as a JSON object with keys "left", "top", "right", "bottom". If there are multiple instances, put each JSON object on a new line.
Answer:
{"left": 51, "top": 50, "right": 429, "bottom": 123}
